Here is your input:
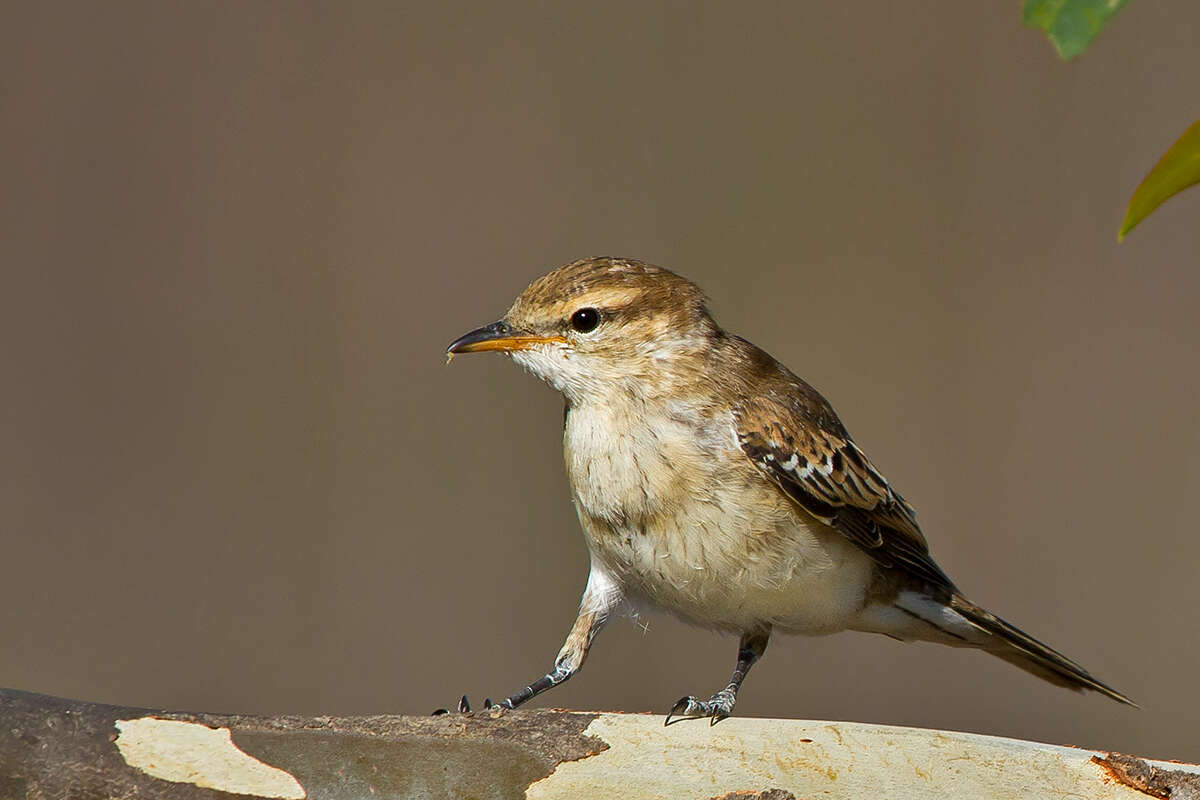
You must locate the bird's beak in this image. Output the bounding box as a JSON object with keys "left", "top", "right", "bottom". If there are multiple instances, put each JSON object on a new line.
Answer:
{"left": 446, "top": 321, "right": 566, "bottom": 356}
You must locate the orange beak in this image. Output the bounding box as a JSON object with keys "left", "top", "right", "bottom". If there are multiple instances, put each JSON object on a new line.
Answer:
{"left": 446, "top": 321, "right": 566, "bottom": 356}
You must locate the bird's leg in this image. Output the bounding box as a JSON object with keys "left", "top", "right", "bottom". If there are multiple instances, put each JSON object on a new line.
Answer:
{"left": 433, "top": 565, "right": 619, "bottom": 715}
{"left": 434, "top": 606, "right": 604, "bottom": 715}
{"left": 491, "top": 602, "right": 607, "bottom": 709}
{"left": 666, "top": 628, "right": 770, "bottom": 726}
{"left": 489, "top": 565, "right": 619, "bottom": 710}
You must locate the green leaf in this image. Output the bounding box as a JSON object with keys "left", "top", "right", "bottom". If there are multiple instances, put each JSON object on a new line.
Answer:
{"left": 1119, "top": 119, "right": 1200, "bottom": 241}
{"left": 1022, "top": 0, "right": 1129, "bottom": 60}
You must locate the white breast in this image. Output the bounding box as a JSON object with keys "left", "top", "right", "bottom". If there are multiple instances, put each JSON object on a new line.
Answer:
{"left": 564, "top": 400, "right": 875, "bottom": 635}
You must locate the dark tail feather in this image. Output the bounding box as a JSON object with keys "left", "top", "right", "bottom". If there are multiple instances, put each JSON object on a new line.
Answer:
{"left": 949, "top": 595, "right": 1137, "bottom": 707}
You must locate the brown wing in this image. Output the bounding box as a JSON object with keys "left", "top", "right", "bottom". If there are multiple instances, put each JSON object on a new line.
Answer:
{"left": 734, "top": 393, "right": 956, "bottom": 591}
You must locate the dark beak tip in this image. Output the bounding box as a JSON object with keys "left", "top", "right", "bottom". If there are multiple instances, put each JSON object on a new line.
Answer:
{"left": 446, "top": 320, "right": 509, "bottom": 355}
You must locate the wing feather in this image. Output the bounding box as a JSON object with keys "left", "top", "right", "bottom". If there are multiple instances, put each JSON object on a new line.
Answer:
{"left": 735, "top": 394, "right": 956, "bottom": 591}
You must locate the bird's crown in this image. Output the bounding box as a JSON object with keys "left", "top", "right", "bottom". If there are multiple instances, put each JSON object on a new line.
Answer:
{"left": 505, "top": 257, "right": 710, "bottom": 335}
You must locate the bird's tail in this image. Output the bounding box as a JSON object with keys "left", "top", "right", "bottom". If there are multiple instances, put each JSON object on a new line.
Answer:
{"left": 945, "top": 594, "right": 1137, "bottom": 707}
{"left": 860, "top": 590, "right": 1136, "bottom": 705}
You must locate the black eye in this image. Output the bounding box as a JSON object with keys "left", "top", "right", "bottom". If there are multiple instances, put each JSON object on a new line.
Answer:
{"left": 570, "top": 307, "right": 601, "bottom": 333}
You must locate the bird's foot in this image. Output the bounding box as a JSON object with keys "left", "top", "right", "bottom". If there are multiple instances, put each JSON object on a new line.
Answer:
{"left": 665, "top": 688, "right": 737, "bottom": 726}
{"left": 432, "top": 695, "right": 474, "bottom": 715}
{"left": 431, "top": 696, "right": 513, "bottom": 716}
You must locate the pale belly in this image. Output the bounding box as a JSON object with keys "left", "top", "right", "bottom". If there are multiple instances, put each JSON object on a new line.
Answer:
{"left": 581, "top": 506, "right": 874, "bottom": 634}
{"left": 571, "top": 450, "right": 873, "bottom": 633}
{"left": 566, "top": 404, "right": 876, "bottom": 634}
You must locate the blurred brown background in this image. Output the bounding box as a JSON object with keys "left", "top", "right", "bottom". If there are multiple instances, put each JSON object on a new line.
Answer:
{"left": 2, "top": 2, "right": 1197, "bottom": 761}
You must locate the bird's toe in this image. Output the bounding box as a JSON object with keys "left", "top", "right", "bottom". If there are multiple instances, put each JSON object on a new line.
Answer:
{"left": 665, "top": 695, "right": 705, "bottom": 725}
{"left": 708, "top": 689, "right": 736, "bottom": 725}
{"left": 431, "top": 694, "right": 474, "bottom": 716}
{"left": 665, "top": 690, "right": 737, "bottom": 726}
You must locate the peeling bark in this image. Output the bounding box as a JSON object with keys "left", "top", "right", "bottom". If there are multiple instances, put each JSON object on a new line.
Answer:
{"left": 1092, "top": 753, "right": 1200, "bottom": 799}
{"left": 0, "top": 689, "right": 602, "bottom": 799}
{"left": 2, "top": 688, "right": 1197, "bottom": 799}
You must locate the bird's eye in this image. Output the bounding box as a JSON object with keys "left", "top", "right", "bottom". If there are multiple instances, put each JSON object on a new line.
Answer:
{"left": 570, "top": 307, "right": 601, "bottom": 333}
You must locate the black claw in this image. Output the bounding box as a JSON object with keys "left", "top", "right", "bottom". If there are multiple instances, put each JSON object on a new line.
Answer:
{"left": 665, "top": 693, "right": 736, "bottom": 726}
{"left": 484, "top": 697, "right": 516, "bottom": 711}
{"left": 664, "top": 696, "right": 694, "bottom": 726}
{"left": 433, "top": 694, "right": 474, "bottom": 716}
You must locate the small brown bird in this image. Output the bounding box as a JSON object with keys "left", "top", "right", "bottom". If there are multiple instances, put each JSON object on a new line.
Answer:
{"left": 445, "top": 257, "right": 1133, "bottom": 723}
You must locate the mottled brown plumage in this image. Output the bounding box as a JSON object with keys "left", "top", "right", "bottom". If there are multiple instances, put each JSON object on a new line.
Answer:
{"left": 734, "top": 392, "right": 953, "bottom": 591}
{"left": 446, "top": 256, "right": 1134, "bottom": 720}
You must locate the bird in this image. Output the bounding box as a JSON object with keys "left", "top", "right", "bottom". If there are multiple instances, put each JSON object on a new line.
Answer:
{"left": 443, "top": 256, "right": 1134, "bottom": 723}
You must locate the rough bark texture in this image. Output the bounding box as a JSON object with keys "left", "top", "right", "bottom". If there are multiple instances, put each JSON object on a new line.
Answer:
{"left": 1092, "top": 753, "right": 1200, "bottom": 799}
{"left": 0, "top": 689, "right": 603, "bottom": 799}
{"left": 2, "top": 687, "right": 1198, "bottom": 799}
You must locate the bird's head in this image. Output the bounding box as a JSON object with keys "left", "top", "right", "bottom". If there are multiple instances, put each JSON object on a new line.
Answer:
{"left": 447, "top": 257, "right": 718, "bottom": 403}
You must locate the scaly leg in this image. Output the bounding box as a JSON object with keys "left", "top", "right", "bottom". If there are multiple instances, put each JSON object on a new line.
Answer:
{"left": 432, "top": 563, "right": 619, "bottom": 714}
{"left": 439, "top": 563, "right": 619, "bottom": 713}
{"left": 666, "top": 628, "right": 770, "bottom": 726}
{"left": 492, "top": 600, "right": 607, "bottom": 708}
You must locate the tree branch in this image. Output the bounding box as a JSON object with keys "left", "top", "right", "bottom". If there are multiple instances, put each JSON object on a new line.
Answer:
{"left": 2, "top": 687, "right": 1197, "bottom": 799}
